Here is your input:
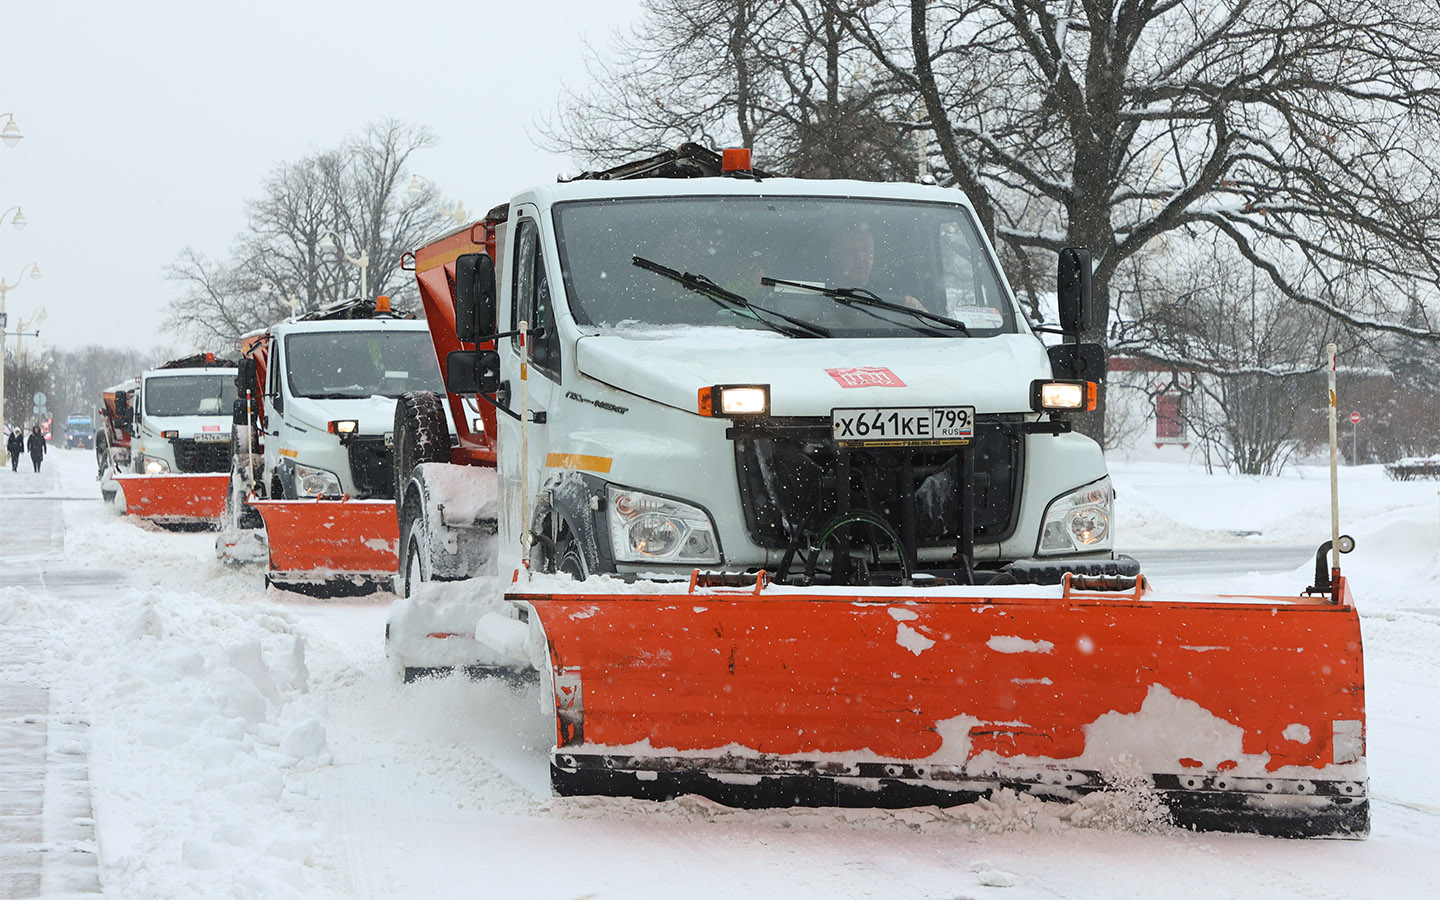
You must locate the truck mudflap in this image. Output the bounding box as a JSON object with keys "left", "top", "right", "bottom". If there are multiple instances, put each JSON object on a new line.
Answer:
{"left": 249, "top": 497, "right": 399, "bottom": 596}
{"left": 113, "top": 473, "right": 229, "bottom": 525}
{"left": 521, "top": 572, "right": 1368, "bottom": 838}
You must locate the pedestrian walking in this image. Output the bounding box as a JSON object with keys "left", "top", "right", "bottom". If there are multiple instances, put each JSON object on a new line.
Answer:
{"left": 27, "top": 425, "right": 46, "bottom": 473}
{"left": 6, "top": 428, "right": 22, "bottom": 472}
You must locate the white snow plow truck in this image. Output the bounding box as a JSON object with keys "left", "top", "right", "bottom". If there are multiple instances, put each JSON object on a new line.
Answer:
{"left": 109, "top": 353, "right": 238, "bottom": 525}
{"left": 390, "top": 145, "right": 1368, "bottom": 839}
{"left": 96, "top": 378, "right": 138, "bottom": 503}
{"left": 217, "top": 296, "right": 448, "bottom": 594}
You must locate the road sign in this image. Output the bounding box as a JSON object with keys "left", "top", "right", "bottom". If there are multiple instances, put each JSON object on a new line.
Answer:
{"left": 33, "top": 392, "right": 46, "bottom": 405}
{"left": 1350, "top": 412, "right": 1361, "bottom": 424}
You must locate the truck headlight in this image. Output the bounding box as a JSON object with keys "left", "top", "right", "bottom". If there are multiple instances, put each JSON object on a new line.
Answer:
{"left": 1037, "top": 476, "right": 1113, "bottom": 555}
{"left": 143, "top": 456, "right": 171, "bottom": 475}
{"left": 699, "top": 384, "right": 770, "bottom": 417}
{"left": 295, "top": 463, "right": 343, "bottom": 497}
{"left": 607, "top": 486, "right": 721, "bottom": 564}
{"left": 1031, "top": 380, "right": 1098, "bottom": 411}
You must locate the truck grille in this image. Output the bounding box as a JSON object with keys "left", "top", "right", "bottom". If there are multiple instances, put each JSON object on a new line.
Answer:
{"left": 346, "top": 437, "right": 395, "bottom": 499}
{"left": 173, "top": 438, "right": 231, "bottom": 473}
{"left": 731, "top": 418, "right": 1021, "bottom": 551}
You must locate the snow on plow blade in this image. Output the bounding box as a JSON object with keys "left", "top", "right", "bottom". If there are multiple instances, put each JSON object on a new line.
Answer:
{"left": 113, "top": 473, "right": 228, "bottom": 525}
{"left": 522, "top": 573, "right": 1367, "bottom": 838}
{"left": 249, "top": 498, "right": 398, "bottom": 595}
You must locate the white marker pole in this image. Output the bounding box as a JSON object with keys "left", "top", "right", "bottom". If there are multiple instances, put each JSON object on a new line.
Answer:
{"left": 1327, "top": 344, "right": 1340, "bottom": 575}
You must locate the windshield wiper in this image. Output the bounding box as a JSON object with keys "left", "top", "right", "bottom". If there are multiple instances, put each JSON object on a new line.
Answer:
{"left": 632, "top": 256, "right": 830, "bottom": 338}
{"left": 760, "top": 277, "right": 971, "bottom": 336}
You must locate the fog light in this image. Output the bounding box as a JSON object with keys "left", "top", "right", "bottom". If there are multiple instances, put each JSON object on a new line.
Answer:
{"left": 1032, "top": 380, "right": 1097, "bottom": 411}
{"left": 699, "top": 384, "right": 770, "bottom": 416}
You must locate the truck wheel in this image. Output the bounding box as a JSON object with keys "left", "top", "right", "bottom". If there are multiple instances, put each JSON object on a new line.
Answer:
{"left": 398, "top": 492, "right": 430, "bottom": 598}
{"left": 393, "top": 391, "right": 451, "bottom": 501}
{"left": 228, "top": 425, "right": 264, "bottom": 528}
{"left": 95, "top": 433, "right": 110, "bottom": 480}
{"left": 225, "top": 471, "right": 263, "bottom": 530}
{"left": 534, "top": 515, "right": 596, "bottom": 581}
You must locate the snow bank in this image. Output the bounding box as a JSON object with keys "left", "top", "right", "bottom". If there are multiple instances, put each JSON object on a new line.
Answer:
{"left": 80, "top": 595, "right": 333, "bottom": 899}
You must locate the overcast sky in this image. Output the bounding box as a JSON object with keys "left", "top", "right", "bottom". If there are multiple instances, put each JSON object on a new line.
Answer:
{"left": 0, "top": 0, "right": 645, "bottom": 356}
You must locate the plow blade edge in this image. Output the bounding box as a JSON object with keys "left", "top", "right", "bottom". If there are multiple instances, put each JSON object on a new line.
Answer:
{"left": 522, "top": 577, "right": 1367, "bottom": 838}
{"left": 114, "top": 473, "right": 228, "bottom": 524}
{"left": 250, "top": 498, "right": 398, "bottom": 595}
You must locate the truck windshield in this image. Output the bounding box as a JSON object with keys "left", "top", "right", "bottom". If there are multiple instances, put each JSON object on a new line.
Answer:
{"left": 553, "top": 196, "right": 1017, "bottom": 337}
{"left": 284, "top": 330, "right": 444, "bottom": 399}
{"left": 144, "top": 375, "right": 238, "bottom": 417}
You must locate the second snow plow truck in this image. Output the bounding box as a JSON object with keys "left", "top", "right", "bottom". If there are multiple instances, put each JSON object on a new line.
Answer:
{"left": 109, "top": 354, "right": 238, "bottom": 525}
{"left": 217, "top": 297, "right": 449, "bottom": 594}
{"left": 390, "top": 146, "right": 1367, "bottom": 838}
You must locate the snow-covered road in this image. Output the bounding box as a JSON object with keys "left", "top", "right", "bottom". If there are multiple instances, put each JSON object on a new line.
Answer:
{"left": 2, "top": 449, "right": 1437, "bottom": 899}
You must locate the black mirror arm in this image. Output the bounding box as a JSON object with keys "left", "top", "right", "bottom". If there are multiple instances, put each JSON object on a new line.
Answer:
{"left": 470, "top": 328, "right": 527, "bottom": 344}
{"left": 469, "top": 387, "right": 522, "bottom": 421}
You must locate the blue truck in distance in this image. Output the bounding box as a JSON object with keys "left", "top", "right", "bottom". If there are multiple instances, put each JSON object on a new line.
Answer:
{"left": 65, "top": 414, "right": 95, "bottom": 450}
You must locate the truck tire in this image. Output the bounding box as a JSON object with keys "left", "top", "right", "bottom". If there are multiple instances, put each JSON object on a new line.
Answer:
{"left": 98, "top": 433, "right": 117, "bottom": 503}
{"left": 393, "top": 391, "right": 451, "bottom": 502}
{"left": 532, "top": 508, "right": 599, "bottom": 581}
{"left": 95, "top": 432, "right": 111, "bottom": 480}
{"left": 228, "top": 423, "right": 264, "bottom": 527}
{"left": 399, "top": 492, "right": 431, "bottom": 598}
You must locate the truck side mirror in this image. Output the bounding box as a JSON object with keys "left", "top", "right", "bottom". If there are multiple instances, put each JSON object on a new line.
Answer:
{"left": 235, "top": 358, "right": 258, "bottom": 393}
{"left": 115, "top": 392, "right": 135, "bottom": 428}
{"left": 455, "top": 253, "right": 497, "bottom": 345}
{"left": 1057, "top": 247, "right": 1093, "bottom": 335}
{"left": 1048, "top": 343, "right": 1106, "bottom": 381}
{"left": 445, "top": 349, "right": 501, "bottom": 395}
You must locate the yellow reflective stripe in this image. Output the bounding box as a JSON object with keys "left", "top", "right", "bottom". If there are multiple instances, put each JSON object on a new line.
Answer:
{"left": 278, "top": 448, "right": 299, "bottom": 458}
{"left": 416, "top": 245, "right": 475, "bottom": 273}
{"left": 545, "top": 453, "right": 612, "bottom": 473}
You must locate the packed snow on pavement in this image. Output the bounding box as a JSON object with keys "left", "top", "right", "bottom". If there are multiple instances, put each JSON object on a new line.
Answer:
{"left": 1, "top": 449, "right": 1437, "bottom": 899}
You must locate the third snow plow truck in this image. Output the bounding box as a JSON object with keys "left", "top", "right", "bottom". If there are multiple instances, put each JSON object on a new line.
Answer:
{"left": 390, "top": 146, "right": 1367, "bottom": 838}
{"left": 96, "top": 378, "right": 138, "bottom": 503}
{"left": 218, "top": 297, "right": 448, "bottom": 594}
{"left": 109, "top": 353, "right": 238, "bottom": 525}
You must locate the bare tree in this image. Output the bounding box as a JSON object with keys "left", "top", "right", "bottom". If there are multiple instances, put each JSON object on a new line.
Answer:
{"left": 853, "top": 0, "right": 1440, "bottom": 349}
{"left": 543, "top": 0, "right": 919, "bottom": 181}
{"left": 1113, "top": 244, "right": 1339, "bottom": 474}
{"left": 165, "top": 120, "right": 452, "bottom": 346}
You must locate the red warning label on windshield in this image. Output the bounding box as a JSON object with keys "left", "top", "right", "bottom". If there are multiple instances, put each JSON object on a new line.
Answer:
{"left": 826, "top": 367, "right": 907, "bottom": 388}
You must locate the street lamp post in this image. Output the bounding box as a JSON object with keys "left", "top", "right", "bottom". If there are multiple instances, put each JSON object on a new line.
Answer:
{"left": 0, "top": 113, "right": 22, "bottom": 149}
{"left": 1, "top": 206, "right": 26, "bottom": 231}
{"left": 318, "top": 231, "right": 370, "bottom": 301}
{"left": 1, "top": 263, "right": 43, "bottom": 444}
{"left": 16, "top": 307, "right": 45, "bottom": 365}
{"left": 405, "top": 175, "right": 468, "bottom": 225}
{"left": 0, "top": 264, "right": 42, "bottom": 466}
{"left": 262, "top": 280, "right": 302, "bottom": 316}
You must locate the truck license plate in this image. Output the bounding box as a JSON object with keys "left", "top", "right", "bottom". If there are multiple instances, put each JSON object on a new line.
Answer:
{"left": 831, "top": 406, "right": 975, "bottom": 446}
{"left": 194, "top": 432, "right": 230, "bottom": 442}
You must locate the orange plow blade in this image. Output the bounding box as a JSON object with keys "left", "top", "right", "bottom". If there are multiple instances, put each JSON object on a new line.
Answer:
{"left": 249, "top": 498, "right": 398, "bottom": 595}
{"left": 519, "top": 573, "right": 1367, "bottom": 838}
{"left": 114, "top": 473, "right": 229, "bottom": 525}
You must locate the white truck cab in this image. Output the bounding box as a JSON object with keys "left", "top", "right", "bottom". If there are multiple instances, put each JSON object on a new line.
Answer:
{"left": 256, "top": 316, "right": 446, "bottom": 500}
{"left": 128, "top": 361, "right": 238, "bottom": 476}
{"left": 460, "top": 174, "right": 1123, "bottom": 585}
